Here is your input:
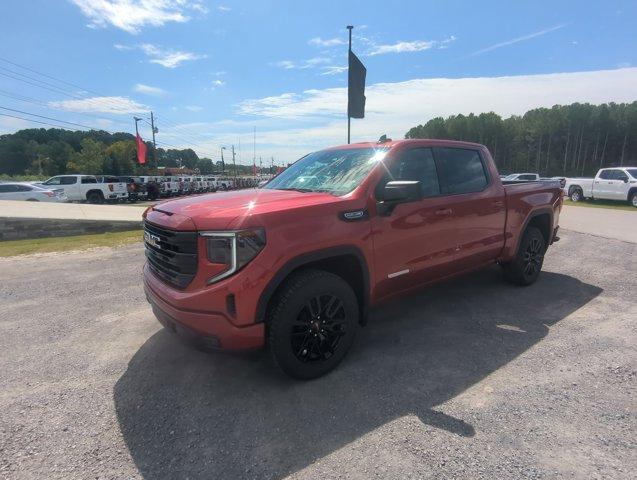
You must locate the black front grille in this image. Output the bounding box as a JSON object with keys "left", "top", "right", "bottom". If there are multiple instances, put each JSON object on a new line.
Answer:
{"left": 144, "top": 221, "right": 198, "bottom": 289}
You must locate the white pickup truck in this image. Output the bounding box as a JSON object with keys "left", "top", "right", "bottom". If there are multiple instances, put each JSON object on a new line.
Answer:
{"left": 565, "top": 167, "right": 637, "bottom": 207}
{"left": 38, "top": 175, "right": 128, "bottom": 203}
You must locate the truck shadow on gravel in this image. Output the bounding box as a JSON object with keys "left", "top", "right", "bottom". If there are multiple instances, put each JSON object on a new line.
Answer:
{"left": 114, "top": 267, "right": 601, "bottom": 480}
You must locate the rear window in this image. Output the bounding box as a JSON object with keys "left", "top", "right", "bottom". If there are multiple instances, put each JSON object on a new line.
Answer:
{"left": 435, "top": 148, "right": 488, "bottom": 194}
{"left": 60, "top": 177, "right": 77, "bottom": 185}
{"left": 0, "top": 184, "right": 18, "bottom": 193}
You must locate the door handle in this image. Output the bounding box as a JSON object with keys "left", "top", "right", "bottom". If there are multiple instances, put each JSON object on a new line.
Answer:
{"left": 493, "top": 200, "right": 504, "bottom": 207}
{"left": 435, "top": 208, "right": 453, "bottom": 216}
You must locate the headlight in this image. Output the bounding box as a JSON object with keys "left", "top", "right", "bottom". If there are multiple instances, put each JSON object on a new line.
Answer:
{"left": 202, "top": 228, "right": 266, "bottom": 284}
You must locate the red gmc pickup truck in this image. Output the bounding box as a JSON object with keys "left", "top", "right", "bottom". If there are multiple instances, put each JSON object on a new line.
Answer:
{"left": 143, "top": 139, "right": 562, "bottom": 379}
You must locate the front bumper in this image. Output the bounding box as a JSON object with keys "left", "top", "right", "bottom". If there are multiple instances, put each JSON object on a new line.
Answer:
{"left": 144, "top": 265, "right": 265, "bottom": 351}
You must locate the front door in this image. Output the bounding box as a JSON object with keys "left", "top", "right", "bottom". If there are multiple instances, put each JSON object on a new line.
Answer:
{"left": 607, "top": 170, "right": 630, "bottom": 200}
{"left": 371, "top": 147, "right": 458, "bottom": 299}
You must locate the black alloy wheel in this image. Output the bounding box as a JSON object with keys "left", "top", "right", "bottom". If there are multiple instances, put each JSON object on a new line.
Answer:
{"left": 291, "top": 294, "right": 347, "bottom": 363}
{"left": 268, "top": 269, "right": 359, "bottom": 379}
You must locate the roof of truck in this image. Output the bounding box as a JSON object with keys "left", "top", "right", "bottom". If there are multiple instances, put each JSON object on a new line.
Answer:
{"left": 325, "top": 138, "right": 487, "bottom": 151}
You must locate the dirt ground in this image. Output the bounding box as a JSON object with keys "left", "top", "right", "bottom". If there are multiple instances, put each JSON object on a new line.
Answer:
{"left": 0, "top": 229, "right": 635, "bottom": 479}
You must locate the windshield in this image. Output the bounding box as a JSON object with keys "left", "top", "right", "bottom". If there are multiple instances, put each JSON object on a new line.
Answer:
{"left": 264, "top": 147, "right": 388, "bottom": 196}
{"left": 626, "top": 169, "right": 637, "bottom": 179}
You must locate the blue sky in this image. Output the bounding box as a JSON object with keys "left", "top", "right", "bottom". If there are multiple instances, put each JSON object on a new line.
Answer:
{"left": 0, "top": 0, "right": 636, "bottom": 164}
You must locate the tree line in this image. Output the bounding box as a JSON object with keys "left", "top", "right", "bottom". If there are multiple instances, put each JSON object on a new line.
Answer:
{"left": 405, "top": 101, "right": 637, "bottom": 176}
{"left": 0, "top": 128, "right": 258, "bottom": 179}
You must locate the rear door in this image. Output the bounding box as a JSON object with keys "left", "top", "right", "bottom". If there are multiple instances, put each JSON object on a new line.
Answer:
{"left": 593, "top": 169, "right": 614, "bottom": 199}
{"left": 432, "top": 147, "right": 506, "bottom": 269}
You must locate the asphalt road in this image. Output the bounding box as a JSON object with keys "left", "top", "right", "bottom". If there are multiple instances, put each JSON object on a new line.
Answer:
{"left": 1, "top": 230, "right": 635, "bottom": 479}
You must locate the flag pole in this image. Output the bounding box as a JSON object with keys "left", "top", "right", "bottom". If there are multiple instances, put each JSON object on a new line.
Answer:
{"left": 347, "top": 25, "right": 353, "bottom": 144}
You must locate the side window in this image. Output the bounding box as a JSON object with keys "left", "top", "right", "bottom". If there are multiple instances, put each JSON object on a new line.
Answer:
{"left": 43, "top": 177, "right": 61, "bottom": 185}
{"left": 613, "top": 170, "right": 628, "bottom": 181}
{"left": 61, "top": 177, "right": 78, "bottom": 185}
{"left": 435, "top": 148, "right": 489, "bottom": 194}
{"left": 598, "top": 170, "right": 613, "bottom": 180}
{"left": 381, "top": 147, "right": 440, "bottom": 197}
{"left": 81, "top": 177, "right": 97, "bottom": 184}
{"left": 16, "top": 185, "right": 32, "bottom": 192}
{"left": 0, "top": 184, "right": 17, "bottom": 193}
{"left": 519, "top": 174, "right": 535, "bottom": 180}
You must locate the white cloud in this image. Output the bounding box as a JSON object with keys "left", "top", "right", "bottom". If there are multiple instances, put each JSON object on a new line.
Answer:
{"left": 134, "top": 83, "right": 166, "bottom": 96}
{"left": 70, "top": 0, "right": 207, "bottom": 34}
{"left": 49, "top": 96, "right": 148, "bottom": 115}
{"left": 113, "top": 43, "right": 132, "bottom": 50}
{"left": 470, "top": 24, "right": 567, "bottom": 56}
{"left": 272, "top": 57, "right": 332, "bottom": 70}
{"left": 308, "top": 37, "right": 346, "bottom": 47}
{"left": 232, "top": 67, "right": 637, "bottom": 161}
{"left": 321, "top": 66, "right": 347, "bottom": 76}
{"left": 217, "top": 5, "right": 231, "bottom": 12}
{"left": 211, "top": 79, "right": 225, "bottom": 87}
{"left": 368, "top": 36, "right": 456, "bottom": 55}
{"left": 140, "top": 43, "right": 205, "bottom": 68}
{"left": 273, "top": 60, "right": 296, "bottom": 69}
{"left": 185, "top": 105, "right": 203, "bottom": 111}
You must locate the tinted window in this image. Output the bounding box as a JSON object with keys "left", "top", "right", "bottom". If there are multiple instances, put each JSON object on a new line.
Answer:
{"left": 598, "top": 170, "right": 613, "bottom": 180}
{"left": 385, "top": 147, "right": 440, "bottom": 197}
{"left": 518, "top": 174, "right": 536, "bottom": 180}
{"left": 0, "top": 184, "right": 18, "bottom": 193}
{"left": 613, "top": 170, "right": 628, "bottom": 181}
{"left": 436, "top": 148, "right": 488, "bottom": 194}
{"left": 15, "top": 185, "right": 32, "bottom": 192}
{"left": 81, "top": 177, "right": 97, "bottom": 184}
{"left": 61, "top": 177, "right": 78, "bottom": 185}
{"left": 626, "top": 169, "right": 637, "bottom": 179}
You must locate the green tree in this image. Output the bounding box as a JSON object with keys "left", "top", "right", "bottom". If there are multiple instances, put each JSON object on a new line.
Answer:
{"left": 105, "top": 140, "right": 137, "bottom": 175}
{"left": 66, "top": 138, "right": 106, "bottom": 174}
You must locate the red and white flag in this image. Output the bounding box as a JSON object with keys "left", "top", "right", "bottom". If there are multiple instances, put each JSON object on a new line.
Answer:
{"left": 136, "top": 133, "right": 147, "bottom": 165}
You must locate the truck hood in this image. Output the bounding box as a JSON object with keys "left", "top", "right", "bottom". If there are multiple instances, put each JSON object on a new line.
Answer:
{"left": 149, "top": 188, "right": 343, "bottom": 230}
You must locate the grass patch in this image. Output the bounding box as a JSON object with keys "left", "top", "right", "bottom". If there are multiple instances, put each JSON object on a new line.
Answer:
{"left": 564, "top": 199, "right": 637, "bottom": 212}
{"left": 0, "top": 230, "right": 142, "bottom": 257}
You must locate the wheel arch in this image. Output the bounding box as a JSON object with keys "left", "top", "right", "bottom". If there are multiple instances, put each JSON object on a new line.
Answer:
{"left": 627, "top": 187, "right": 637, "bottom": 202}
{"left": 516, "top": 208, "right": 554, "bottom": 254}
{"left": 256, "top": 246, "right": 370, "bottom": 326}
{"left": 85, "top": 189, "right": 105, "bottom": 199}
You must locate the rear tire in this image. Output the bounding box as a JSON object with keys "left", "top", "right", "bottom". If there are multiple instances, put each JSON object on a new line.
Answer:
{"left": 503, "top": 226, "right": 546, "bottom": 286}
{"left": 267, "top": 269, "right": 359, "bottom": 379}
{"left": 87, "top": 191, "right": 104, "bottom": 204}
{"left": 569, "top": 187, "right": 583, "bottom": 202}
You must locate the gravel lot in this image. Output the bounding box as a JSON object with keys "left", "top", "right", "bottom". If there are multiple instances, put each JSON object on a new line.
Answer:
{"left": 0, "top": 230, "right": 635, "bottom": 479}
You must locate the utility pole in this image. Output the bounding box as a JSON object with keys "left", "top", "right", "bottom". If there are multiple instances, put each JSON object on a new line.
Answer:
{"left": 220, "top": 146, "right": 226, "bottom": 174}
{"left": 231, "top": 145, "right": 237, "bottom": 186}
{"left": 253, "top": 126, "right": 256, "bottom": 176}
{"left": 347, "top": 25, "right": 353, "bottom": 144}
{"left": 149, "top": 111, "right": 158, "bottom": 169}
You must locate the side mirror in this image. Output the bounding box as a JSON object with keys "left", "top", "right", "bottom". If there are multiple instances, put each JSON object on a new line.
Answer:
{"left": 378, "top": 181, "right": 421, "bottom": 216}
{"left": 382, "top": 180, "right": 422, "bottom": 202}
{"left": 623, "top": 177, "right": 629, "bottom": 183}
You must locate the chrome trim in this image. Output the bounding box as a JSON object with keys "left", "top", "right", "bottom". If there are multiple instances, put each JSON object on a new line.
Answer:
{"left": 200, "top": 231, "right": 238, "bottom": 285}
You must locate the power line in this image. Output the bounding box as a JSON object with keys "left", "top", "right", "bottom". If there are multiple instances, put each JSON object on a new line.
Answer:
{"left": 0, "top": 106, "right": 115, "bottom": 132}
{"left": 0, "top": 112, "right": 76, "bottom": 129}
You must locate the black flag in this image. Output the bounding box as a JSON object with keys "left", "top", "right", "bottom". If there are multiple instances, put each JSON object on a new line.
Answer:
{"left": 348, "top": 50, "right": 366, "bottom": 119}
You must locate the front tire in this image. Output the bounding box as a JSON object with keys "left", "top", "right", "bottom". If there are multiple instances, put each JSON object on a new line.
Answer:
{"left": 267, "top": 269, "right": 359, "bottom": 379}
{"left": 503, "top": 226, "right": 546, "bottom": 286}
{"left": 629, "top": 191, "right": 637, "bottom": 208}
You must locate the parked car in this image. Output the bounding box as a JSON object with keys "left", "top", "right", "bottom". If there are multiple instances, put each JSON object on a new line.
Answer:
{"left": 501, "top": 173, "right": 540, "bottom": 181}
{"left": 160, "top": 177, "right": 180, "bottom": 197}
{"left": 565, "top": 167, "right": 637, "bottom": 207}
{"left": 0, "top": 182, "right": 68, "bottom": 202}
{"left": 117, "top": 176, "right": 148, "bottom": 202}
{"left": 142, "top": 139, "right": 563, "bottom": 379}
{"left": 37, "top": 175, "right": 127, "bottom": 203}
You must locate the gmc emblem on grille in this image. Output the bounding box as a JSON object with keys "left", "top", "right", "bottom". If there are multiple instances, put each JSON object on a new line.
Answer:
{"left": 144, "top": 231, "right": 161, "bottom": 249}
